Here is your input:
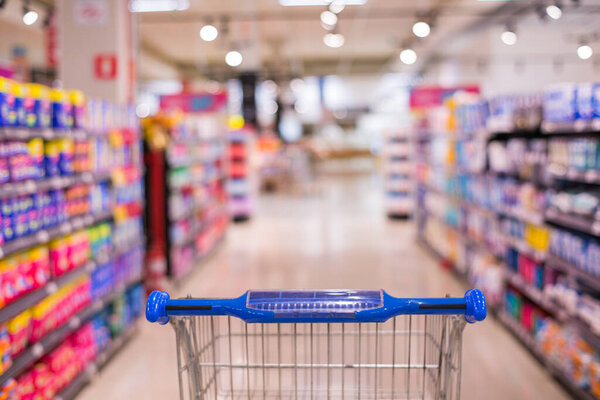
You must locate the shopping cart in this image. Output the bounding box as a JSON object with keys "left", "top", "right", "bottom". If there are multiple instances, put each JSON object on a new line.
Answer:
{"left": 146, "top": 288, "right": 486, "bottom": 400}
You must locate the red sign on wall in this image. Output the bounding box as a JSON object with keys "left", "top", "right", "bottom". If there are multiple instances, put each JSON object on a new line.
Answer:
{"left": 94, "top": 54, "right": 117, "bottom": 80}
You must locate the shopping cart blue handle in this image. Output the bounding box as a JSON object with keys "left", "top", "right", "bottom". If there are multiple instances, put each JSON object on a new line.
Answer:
{"left": 146, "top": 289, "right": 486, "bottom": 325}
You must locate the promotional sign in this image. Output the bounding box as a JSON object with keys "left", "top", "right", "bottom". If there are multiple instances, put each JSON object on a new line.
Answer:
{"left": 409, "top": 85, "right": 480, "bottom": 109}
{"left": 159, "top": 92, "right": 228, "bottom": 113}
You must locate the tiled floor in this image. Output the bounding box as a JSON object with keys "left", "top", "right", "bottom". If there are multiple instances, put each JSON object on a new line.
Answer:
{"left": 78, "top": 171, "right": 569, "bottom": 400}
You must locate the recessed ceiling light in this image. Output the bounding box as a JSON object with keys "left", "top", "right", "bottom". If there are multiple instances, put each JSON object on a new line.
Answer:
{"left": 412, "top": 21, "right": 431, "bottom": 38}
{"left": 225, "top": 51, "right": 243, "bottom": 67}
{"left": 329, "top": 1, "right": 345, "bottom": 13}
{"left": 501, "top": 30, "right": 517, "bottom": 45}
{"left": 323, "top": 33, "right": 345, "bottom": 48}
{"left": 320, "top": 11, "right": 338, "bottom": 26}
{"left": 199, "top": 25, "right": 218, "bottom": 41}
{"left": 577, "top": 44, "right": 593, "bottom": 60}
{"left": 399, "top": 49, "right": 417, "bottom": 65}
{"left": 22, "top": 9, "right": 38, "bottom": 25}
{"left": 546, "top": 4, "right": 562, "bottom": 20}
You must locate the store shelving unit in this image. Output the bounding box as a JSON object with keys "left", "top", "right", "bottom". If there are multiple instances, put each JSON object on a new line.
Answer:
{"left": 53, "top": 322, "right": 138, "bottom": 400}
{"left": 385, "top": 132, "right": 413, "bottom": 219}
{"left": 414, "top": 91, "right": 600, "bottom": 399}
{"left": 0, "top": 91, "right": 146, "bottom": 396}
{"left": 144, "top": 107, "right": 229, "bottom": 283}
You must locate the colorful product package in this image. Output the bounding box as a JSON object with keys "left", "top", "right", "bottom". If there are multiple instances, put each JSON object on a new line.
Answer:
{"left": 0, "top": 77, "right": 14, "bottom": 127}
{"left": 44, "top": 139, "right": 61, "bottom": 177}
{"left": 49, "top": 238, "right": 69, "bottom": 277}
{"left": 29, "top": 247, "right": 50, "bottom": 289}
{"left": 10, "top": 83, "right": 26, "bottom": 128}
{"left": 7, "top": 310, "right": 32, "bottom": 356}
{"left": 27, "top": 138, "right": 44, "bottom": 180}
{"left": 51, "top": 89, "right": 71, "bottom": 129}
{"left": 58, "top": 137, "right": 74, "bottom": 176}
{"left": 69, "top": 90, "right": 86, "bottom": 130}
{"left": 0, "top": 143, "right": 9, "bottom": 185}
{"left": 24, "top": 83, "right": 51, "bottom": 129}
{"left": 0, "top": 324, "right": 11, "bottom": 375}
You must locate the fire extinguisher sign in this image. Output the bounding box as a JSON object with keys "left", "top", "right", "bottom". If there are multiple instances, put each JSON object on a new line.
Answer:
{"left": 94, "top": 54, "right": 117, "bottom": 80}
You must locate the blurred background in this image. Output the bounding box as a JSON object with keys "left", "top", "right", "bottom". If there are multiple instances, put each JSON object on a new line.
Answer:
{"left": 0, "top": 0, "right": 600, "bottom": 399}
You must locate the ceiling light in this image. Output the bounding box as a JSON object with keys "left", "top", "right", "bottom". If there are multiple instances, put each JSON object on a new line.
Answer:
{"left": 278, "top": 0, "right": 366, "bottom": 6}
{"left": 329, "top": 1, "right": 345, "bottom": 13}
{"left": 501, "top": 30, "right": 517, "bottom": 45}
{"left": 412, "top": 21, "right": 431, "bottom": 38}
{"left": 129, "top": 0, "right": 190, "bottom": 12}
{"left": 225, "top": 50, "right": 243, "bottom": 67}
{"left": 323, "top": 33, "right": 345, "bottom": 48}
{"left": 320, "top": 11, "right": 338, "bottom": 26}
{"left": 200, "top": 24, "right": 218, "bottom": 41}
{"left": 321, "top": 21, "right": 335, "bottom": 31}
{"left": 546, "top": 4, "right": 562, "bottom": 20}
{"left": 399, "top": 48, "right": 417, "bottom": 65}
{"left": 577, "top": 44, "right": 593, "bottom": 60}
{"left": 22, "top": 8, "right": 38, "bottom": 25}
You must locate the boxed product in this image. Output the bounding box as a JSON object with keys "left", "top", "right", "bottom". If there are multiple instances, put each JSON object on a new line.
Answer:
{"left": 543, "top": 83, "right": 577, "bottom": 124}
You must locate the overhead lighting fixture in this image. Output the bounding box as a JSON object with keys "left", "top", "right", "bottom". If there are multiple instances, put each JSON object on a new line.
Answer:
{"left": 22, "top": 3, "right": 39, "bottom": 26}
{"left": 225, "top": 50, "right": 243, "bottom": 67}
{"left": 320, "top": 10, "right": 338, "bottom": 26}
{"left": 577, "top": 44, "right": 593, "bottom": 60}
{"left": 412, "top": 21, "right": 431, "bottom": 38}
{"left": 399, "top": 48, "right": 417, "bottom": 65}
{"left": 200, "top": 24, "right": 218, "bottom": 41}
{"left": 546, "top": 4, "right": 562, "bottom": 20}
{"left": 129, "top": 0, "right": 190, "bottom": 13}
{"left": 279, "top": 0, "right": 366, "bottom": 6}
{"left": 329, "top": 1, "right": 345, "bottom": 13}
{"left": 500, "top": 29, "right": 517, "bottom": 45}
{"left": 323, "top": 32, "right": 345, "bottom": 48}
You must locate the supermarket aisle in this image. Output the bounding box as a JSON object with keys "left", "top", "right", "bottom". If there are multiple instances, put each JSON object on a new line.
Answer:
{"left": 78, "top": 171, "right": 568, "bottom": 400}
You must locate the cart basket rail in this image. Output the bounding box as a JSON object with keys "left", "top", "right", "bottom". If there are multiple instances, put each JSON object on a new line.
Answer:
{"left": 146, "top": 289, "right": 486, "bottom": 325}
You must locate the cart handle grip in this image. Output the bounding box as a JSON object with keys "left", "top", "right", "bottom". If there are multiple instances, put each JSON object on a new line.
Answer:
{"left": 146, "top": 289, "right": 486, "bottom": 325}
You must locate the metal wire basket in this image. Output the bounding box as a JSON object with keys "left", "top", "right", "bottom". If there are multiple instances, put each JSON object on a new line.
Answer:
{"left": 147, "top": 289, "right": 486, "bottom": 400}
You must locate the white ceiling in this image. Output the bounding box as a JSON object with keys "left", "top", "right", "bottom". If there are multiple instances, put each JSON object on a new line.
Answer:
{"left": 137, "top": 0, "right": 504, "bottom": 79}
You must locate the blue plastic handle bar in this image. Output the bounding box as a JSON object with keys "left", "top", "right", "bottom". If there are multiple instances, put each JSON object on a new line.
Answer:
{"left": 146, "top": 289, "right": 486, "bottom": 325}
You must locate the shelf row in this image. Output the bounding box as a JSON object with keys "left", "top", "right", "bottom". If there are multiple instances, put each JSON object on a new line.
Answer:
{"left": 0, "top": 170, "right": 112, "bottom": 200}
{"left": 0, "top": 238, "right": 144, "bottom": 325}
{"left": 0, "top": 127, "right": 90, "bottom": 141}
{"left": 54, "top": 323, "right": 138, "bottom": 400}
{"left": 497, "top": 310, "right": 596, "bottom": 400}
{"left": 419, "top": 223, "right": 599, "bottom": 399}
{"left": 0, "top": 272, "right": 142, "bottom": 386}
{"left": 0, "top": 209, "right": 113, "bottom": 259}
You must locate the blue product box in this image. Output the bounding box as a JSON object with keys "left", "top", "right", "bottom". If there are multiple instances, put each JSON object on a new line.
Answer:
{"left": 576, "top": 83, "right": 594, "bottom": 121}
{"left": 592, "top": 83, "right": 600, "bottom": 119}
{"left": 0, "top": 199, "right": 14, "bottom": 242}
{"left": 544, "top": 84, "right": 577, "bottom": 123}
